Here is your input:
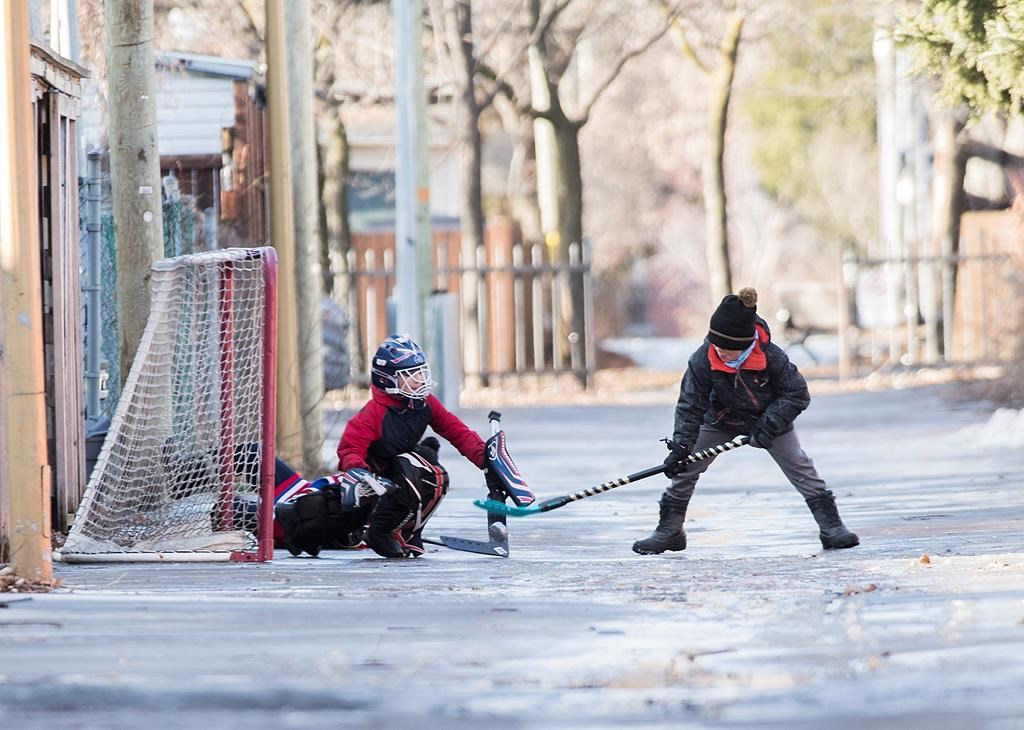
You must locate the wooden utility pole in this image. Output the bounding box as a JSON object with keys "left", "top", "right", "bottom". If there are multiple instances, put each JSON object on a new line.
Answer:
{"left": 105, "top": 0, "right": 164, "bottom": 384}
{"left": 0, "top": 0, "right": 53, "bottom": 578}
{"left": 266, "top": 0, "right": 304, "bottom": 465}
{"left": 284, "top": 0, "right": 325, "bottom": 472}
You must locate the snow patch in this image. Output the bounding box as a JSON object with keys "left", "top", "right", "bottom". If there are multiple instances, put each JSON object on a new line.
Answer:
{"left": 955, "top": 408, "right": 1024, "bottom": 450}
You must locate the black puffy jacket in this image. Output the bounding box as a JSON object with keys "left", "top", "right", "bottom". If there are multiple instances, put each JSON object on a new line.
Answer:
{"left": 672, "top": 321, "right": 810, "bottom": 448}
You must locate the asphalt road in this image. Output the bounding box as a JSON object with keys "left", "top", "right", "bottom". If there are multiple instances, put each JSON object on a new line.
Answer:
{"left": 3, "top": 384, "right": 1024, "bottom": 729}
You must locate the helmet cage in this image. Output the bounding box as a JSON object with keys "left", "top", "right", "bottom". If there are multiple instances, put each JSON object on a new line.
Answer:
{"left": 374, "top": 362, "right": 433, "bottom": 400}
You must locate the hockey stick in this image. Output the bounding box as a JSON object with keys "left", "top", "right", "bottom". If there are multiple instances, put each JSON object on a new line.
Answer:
{"left": 473, "top": 435, "right": 749, "bottom": 517}
{"left": 423, "top": 411, "right": 511, "bottom": 557}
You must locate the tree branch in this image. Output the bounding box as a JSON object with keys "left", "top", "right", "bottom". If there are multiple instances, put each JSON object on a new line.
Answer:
{"left": 576, "top": 22, "right": 673, "bottom": 127}
{"left": 961, "top": 139, "right": 1024, "bottom": 168}
{"left": 478, "top": 61, "right": 528, "bottom": 115}
{"left": 655, "top": 0, "right": 708, "bottom": 75}
{"left": 236, "top": 0, "right": 264, "bottom": 43}
{"left": 965, "top": 193, "right": 1013, "bottom": 211}
{"left": 531, "top": 0, "right": 577, "bottom": 46}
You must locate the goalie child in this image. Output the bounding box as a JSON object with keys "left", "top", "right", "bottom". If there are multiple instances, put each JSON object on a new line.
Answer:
{"left": 272, "top": 335, "right": 535, "bottom": 558}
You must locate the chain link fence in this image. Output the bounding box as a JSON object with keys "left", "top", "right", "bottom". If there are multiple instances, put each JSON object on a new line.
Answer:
{"left": 80, "top": 172, "right": 211, "bottom": 419}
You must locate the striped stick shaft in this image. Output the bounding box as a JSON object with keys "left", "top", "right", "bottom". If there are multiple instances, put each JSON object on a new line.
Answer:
{"left": 562, "top": 463, "right": 667, "bottom": 504}
{"left": 560, "top": 438, "right": 748, "bottom": 506}
{"left": 480, "top": 436, "right": 751, "bottom": 517}
{"left": 684, "top": 435, "right": 748, "bottom": 463}
{"left": 566, "top": 474, "right": 632, "bottom": 503}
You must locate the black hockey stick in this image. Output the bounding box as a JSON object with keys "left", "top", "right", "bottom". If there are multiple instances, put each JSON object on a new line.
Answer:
{"left": 473, "top": 435, "right": 749, "bottom": 517}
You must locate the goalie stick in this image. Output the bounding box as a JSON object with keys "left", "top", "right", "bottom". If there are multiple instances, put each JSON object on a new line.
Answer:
{"left": 423, "top": 411, "right": 513, "bottom": 557}
{"left": 474, "top": 435, "right": 749, "bottom": 517}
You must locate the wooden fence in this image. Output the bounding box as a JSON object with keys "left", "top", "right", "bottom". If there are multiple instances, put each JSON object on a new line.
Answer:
{"left": 848, "top": 210, "right": 1023, "bottom": 366}
{"left": 345, "top": 226, "right": 595, "bottom": 383}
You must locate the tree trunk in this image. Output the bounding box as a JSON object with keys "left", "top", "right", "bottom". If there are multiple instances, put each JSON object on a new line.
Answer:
{"left": 493, "top": 93, "right": 542, "bottom": 243}
{"left": 702, "top": 11, "right": 744, "bottom": 305}
{"left": 556, "top": 121, "right": 586, "bottom": 381}
{"left": 322, "top": 104, "right": 364, "bottom": 381}
{"left": 528, "top": 0, "right": 562, "bottom": 249}
{"left": 316, "top": 131, "right": 332, "bottom": 296}
{"left": 929, "top": 109, "right": 967, "bottom": 359}
{"left": 106, "top": 0, "right": 164, "bottom": 384}
{"left": 447, "top": 0, "right": 485, "bottom": 387}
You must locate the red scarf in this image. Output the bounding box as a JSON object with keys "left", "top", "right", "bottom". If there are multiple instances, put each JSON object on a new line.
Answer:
{"left": 708, "top": 325, "right": 769, "bottom": 373}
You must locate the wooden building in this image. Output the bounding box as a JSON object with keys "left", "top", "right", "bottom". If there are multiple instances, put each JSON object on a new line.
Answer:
{"left": 79, "top": 51, "right": 269, "bottom": 248}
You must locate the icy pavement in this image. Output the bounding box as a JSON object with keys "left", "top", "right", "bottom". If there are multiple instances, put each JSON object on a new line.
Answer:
{"left": 4, "top": 385, "right": 1024, "bottom": 729}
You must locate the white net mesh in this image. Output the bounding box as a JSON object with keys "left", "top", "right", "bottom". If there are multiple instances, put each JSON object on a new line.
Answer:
{"left": 60, "top": 248, "right": 275, "bottom": 561}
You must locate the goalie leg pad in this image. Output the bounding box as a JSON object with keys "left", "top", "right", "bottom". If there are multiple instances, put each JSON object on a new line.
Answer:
{"left": 276, "top": 488, "right": 363, "bottom": 556}
{"left": 364, "top": 451, "right": 447, "bottom": 557}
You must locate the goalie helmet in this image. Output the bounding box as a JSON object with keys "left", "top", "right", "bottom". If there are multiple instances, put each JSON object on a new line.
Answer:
{"left": 371, "top": 335, "right": 433, "bottom": 400}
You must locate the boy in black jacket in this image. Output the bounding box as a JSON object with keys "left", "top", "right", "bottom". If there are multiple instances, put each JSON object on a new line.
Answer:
{"left": 633, "top": 288, "right": 859, "bottom": 555}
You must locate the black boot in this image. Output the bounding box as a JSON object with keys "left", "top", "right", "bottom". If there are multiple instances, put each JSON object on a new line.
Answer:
{"left": 364, "top": 491, "right": 415, "bottom": 558}
{"left": 274, "top": 501, "right": 305, "bottom": 557}
{"left": 805, "top": 491, "right": 859, "bottom": 549}
{"left": 363, "top": 528, "right": 408, "bottom": 558}
{"left": 632, "top": 498, "right": 688, "bottom": 555}
{"left": 274, "top": 488, "right": 350, "bottom": 557}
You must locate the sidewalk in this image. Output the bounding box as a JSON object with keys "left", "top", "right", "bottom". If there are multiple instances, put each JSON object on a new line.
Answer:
{"left": 3, "top": 384, "right": 1024, "bottom": 728}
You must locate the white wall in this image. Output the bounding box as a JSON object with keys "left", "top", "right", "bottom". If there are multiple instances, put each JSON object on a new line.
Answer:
{"left": 80, "top": 67, "right": 236, "bottom": 158}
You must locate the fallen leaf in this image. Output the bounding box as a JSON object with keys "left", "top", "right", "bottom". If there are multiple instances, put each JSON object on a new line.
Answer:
{"left": 919, "top": 554, "right": 931, "bottom": 565}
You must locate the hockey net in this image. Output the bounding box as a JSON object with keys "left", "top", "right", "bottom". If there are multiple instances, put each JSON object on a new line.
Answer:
{"left": 59, "top": 248, "right": 277, "bottom": 562}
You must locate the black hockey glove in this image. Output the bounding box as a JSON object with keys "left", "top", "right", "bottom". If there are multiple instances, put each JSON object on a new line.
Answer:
{"left": 662, "top": 439, "right": 691, "bottom": 477}
{"left": 749, "top": 416, "right": 780, "bottom": 449}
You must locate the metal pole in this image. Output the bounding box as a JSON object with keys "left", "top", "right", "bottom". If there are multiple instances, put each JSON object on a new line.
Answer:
{"left": 393, "top": 0, "right": 422, "bottom": 340}
{"left": 0, "top": 0, "right": 53, "bottom": 579}
{"left": 412, "top": 0, "right": 433, "bottom": 330}
{"left": 84, "top": 150, "right": 103, "bottom": 417}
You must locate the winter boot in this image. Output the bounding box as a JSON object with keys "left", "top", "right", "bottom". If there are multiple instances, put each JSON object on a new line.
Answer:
{"left": 632, "top": 498, "right": 689, "bottom": 555}
{"left": 364, "top": 490, "right": 416, "bottom": 558}
{"left": 363, "top": 528, "right": 408, "bottom": 558}
{"left": 805, "top": 491, "right": 859, "bottom": 549}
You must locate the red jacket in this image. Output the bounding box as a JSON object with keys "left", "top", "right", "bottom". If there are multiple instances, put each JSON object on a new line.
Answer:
{"left": 337, "top": 387, "right": 485, "bottom": 474}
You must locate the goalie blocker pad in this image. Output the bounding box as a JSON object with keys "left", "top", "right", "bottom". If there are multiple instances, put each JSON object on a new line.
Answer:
{"left": 485, "top": 430, "right": 535, "bottom": 506}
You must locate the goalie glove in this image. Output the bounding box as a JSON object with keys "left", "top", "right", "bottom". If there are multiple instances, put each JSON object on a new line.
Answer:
{"left": 484, "top": 429, "right": 535, "bottom": 506}
{"left": 314, "top": 468, "right": 396, "bottom": 512}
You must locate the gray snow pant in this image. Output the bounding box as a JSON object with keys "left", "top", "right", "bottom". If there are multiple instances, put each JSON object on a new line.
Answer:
{"left": 663, "top": 425, "right": 830, "bottom": 503}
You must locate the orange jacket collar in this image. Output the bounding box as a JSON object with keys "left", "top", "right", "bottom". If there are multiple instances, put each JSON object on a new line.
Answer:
{"left": 708, "top": 324, "right": 769, "bottom": 373}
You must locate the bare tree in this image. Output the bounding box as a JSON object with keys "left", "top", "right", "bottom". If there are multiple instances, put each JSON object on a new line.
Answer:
{"left": 438, "top": 0, "right": 488, "bottom": 387}
{"left": 657, "top": 0, "right": 744, "bottom": 305}
{"left": 517, "top": 0, "right": 673, "bottom": 375}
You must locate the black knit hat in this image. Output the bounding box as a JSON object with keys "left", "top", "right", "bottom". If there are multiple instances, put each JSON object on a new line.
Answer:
{"left": 707, "top": 288, "right": 758, "bottom": 349}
